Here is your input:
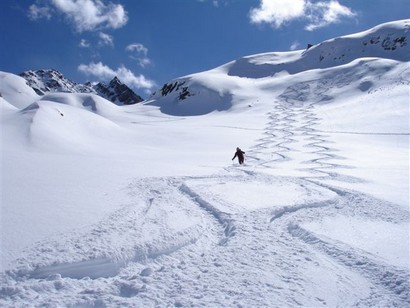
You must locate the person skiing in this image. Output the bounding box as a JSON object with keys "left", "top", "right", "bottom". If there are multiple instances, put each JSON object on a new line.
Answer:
{"left": 232, "top": 147, "right": 245, "bottom": 165}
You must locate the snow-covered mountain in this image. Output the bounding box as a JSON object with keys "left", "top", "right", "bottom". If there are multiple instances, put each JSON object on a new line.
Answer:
{"left": 1, "top": 20, "right": 409, "bottom": 307}
{"left": 150, "top": 19, "right": 409, "bottom": 115}
{"left": 19, "top": 69, "right": 144, "bottom": 105}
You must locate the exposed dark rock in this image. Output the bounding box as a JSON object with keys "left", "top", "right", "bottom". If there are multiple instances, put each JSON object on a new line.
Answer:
{"left": 160, "top": 81, "right": 192, "bottom": 100}
{"left": 94, "top": 77, "right": 144, "bottom": 105}
{"left": 19, "top": 69, "right": 144, "bottom": 105}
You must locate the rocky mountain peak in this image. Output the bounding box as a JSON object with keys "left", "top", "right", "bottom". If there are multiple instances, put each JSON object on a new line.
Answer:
{"left": 94, "top": 77, "right": 143, "bottom": 105}
{"left": 19, "top": 69, "right": 143, "bottom": 105}
{"left": 110, "top": 76, "right": 121, "bottom": 85}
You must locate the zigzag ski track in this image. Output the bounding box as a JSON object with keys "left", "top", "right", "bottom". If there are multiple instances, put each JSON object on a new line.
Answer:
{"left": 1, "top": 102, "right": 408, "bottom": 307}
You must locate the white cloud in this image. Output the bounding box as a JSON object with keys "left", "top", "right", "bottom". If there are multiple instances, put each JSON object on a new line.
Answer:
{"left": 78, "top": 33, "right": 113, "bottom": 49}
{"left": 98, "top": 32, "right": 113, "bottom": 46}
{"left": 28, "top": 0, "right": 128, "bottom": 32}
{"left": 78, "top": 62, "right": 156, "bottom": 90}
{"left": 290, "top": 41, "right": 300, "bottom": 51}
{"left": 136, "top": 57, "right": 152, "bottom": 68}
{"left": 126, "top": 43, "right": 152, "bottom": 68}
{"left": 305, "top": 1, "right": 356, "bottom": 31}
{"left": 126, "top": 43, "right": 148, "bottom": 56}
{"left": 249, "top": 0, "right": 305, "bottom": 28}
{"left": 28, "top": 3, "right": 52, "bottom": 20}
{"left": 249, "top": 0, "right": 355, "bottom": 30}
{"left": 79, "top": 39, "right": 90, "bottom": 48}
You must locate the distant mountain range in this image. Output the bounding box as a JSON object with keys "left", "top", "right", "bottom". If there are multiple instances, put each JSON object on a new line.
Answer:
{"left": 19, "top": 69, "right": 144, "bottom": 105}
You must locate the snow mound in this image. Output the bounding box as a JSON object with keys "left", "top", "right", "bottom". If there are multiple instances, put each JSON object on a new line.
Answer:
{"left": 38, "top": 92, "right": 122, "bottom": 117}
{"left": 0, "top": 71, "right": 40, "bottom": 109}
{"left": 19, "top": 100, "right": 124, "bottom": 153}
{"left": 0, "top": 97, "right": 18, "bottom": 112}
{"left": 147, "top": 73, "right": 235, "bottom": 116}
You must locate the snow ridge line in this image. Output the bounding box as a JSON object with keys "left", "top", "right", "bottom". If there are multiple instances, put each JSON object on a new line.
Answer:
{"left": 179, "top": 183, "right": 236, "bottom": 245}
{"left": 143, "top": 224, "right": 205, "bottom": 259}
{"left": 289, "top": 223, "right": 410, "bottom": 304}
{"left": 26, "top": 223, "right": 205, "bottom": 280}
{"left": 29, "top": 258, "right": 125, "bottom": 280}
{"left": 270, "top": 200, "right": 332, "bottom": 222}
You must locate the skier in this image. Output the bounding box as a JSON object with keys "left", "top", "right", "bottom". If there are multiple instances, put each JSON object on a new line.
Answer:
{"left": 232, "top": 147, "right": 245, "bottom": 165}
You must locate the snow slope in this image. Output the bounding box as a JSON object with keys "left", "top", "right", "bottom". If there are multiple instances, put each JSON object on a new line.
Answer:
{"left": 0, "top": 72, "right": 40, "bottom": 109}
{"left": 0, "top": 19, "right": 409, "bottom": 307}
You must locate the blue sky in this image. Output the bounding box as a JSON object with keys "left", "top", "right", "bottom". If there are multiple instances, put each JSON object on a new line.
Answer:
{"left": 1, "top": 0, "right": 409, "bottom": 96}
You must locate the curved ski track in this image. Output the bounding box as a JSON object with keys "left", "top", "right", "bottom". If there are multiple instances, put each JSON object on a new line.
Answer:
{"left": 1, "top": 101, "right": 408, "bottom": 307}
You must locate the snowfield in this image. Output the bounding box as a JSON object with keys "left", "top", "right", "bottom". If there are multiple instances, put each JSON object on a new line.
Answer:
{"left": 1, "top": 20, "right": 409, "bottom": 307}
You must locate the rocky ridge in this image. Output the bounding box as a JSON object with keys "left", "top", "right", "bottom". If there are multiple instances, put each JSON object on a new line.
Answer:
{"left": 19, "top": 69, "right": 144, "bottom": 105}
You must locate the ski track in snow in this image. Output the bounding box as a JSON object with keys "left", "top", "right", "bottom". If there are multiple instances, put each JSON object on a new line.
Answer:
{"left": 247, "top": 98, "right": 356, "bottom": 182}
{"left": 1, "top": 100, "right": 409, "bottom": 307}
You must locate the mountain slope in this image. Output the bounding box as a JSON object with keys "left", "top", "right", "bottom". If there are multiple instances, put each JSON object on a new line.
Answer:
{"left": 228, "top": 19, "right": 409, "bottom": 78}
{"left": 93, "top": 76, "right": 144, "bottom": 105}
{"left": 148, "top": 19, "right": 409, "bottom": 116}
